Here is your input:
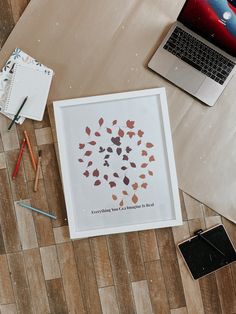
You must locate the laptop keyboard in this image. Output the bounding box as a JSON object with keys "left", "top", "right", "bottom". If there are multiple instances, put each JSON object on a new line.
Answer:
{"left": 163, "top": 27, "right": 235, "bottom": 85}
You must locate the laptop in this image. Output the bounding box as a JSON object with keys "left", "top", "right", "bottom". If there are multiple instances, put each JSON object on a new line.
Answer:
{"left": 148, "top": 0, "right": 236, "bottom": 106}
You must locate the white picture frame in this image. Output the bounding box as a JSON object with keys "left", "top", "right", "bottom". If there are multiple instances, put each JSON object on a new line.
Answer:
{"left": 53, "top": 88, "right": 182, "bottom": 238}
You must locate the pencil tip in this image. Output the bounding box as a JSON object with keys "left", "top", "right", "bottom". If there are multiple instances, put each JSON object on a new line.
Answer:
{"left": 38, "top": 150, "right": 42, "bottom": 156}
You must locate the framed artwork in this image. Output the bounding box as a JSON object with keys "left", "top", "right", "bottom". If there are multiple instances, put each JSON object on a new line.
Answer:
{"left": 53, "top": 88, "right": 182, "bottom": 238}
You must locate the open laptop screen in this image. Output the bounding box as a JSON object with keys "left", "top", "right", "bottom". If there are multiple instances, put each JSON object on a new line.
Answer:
{"left": 178, "top": 0, "right": 236, "bottom": 57}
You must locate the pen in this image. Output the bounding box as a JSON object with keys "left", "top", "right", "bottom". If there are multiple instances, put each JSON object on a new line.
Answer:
{"left": 34, "top": 150, "right": 42, "bottom": 192}
{"left": 195, "top": 229, "right": 225, "bottom": 256}
{"left": 12, "top": 138, "right": 26, "bottom": 179}
{"left": 24, "top": 130, "right": 37, "bottom": 171}
{"left": 17, "top": 201, "right": 57, "bottom": 219}
{"left": 8, "top": 96, "right": 28, "bottom": 131}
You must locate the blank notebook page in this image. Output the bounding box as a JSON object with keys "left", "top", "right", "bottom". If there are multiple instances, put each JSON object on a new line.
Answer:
{"left": 5, "top": 63, "right": 53, "bottom": 121}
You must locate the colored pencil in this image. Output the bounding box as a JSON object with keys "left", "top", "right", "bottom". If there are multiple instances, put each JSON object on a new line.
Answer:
{"left": 34, "top": 150, "right": 42, "bottom": 192}
{"left": 17, "top": 202, "right": 57, "bottom": 219}
{"left": 24, "top": 130, "right": 37, "bottom": 171}
{"left": 12, "top": 138, "right": 26, "bottom": 179}
{"left": 8, "top": 96, "right": 28, "bottom": 131}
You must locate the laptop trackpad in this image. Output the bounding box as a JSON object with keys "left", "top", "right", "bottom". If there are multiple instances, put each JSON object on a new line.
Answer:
{"left": 166, "top": 60, "right": 205, "bottom": 94}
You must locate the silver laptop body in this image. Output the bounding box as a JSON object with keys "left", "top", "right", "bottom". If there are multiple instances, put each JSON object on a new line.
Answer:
{"left": 148, "top": 1, "right": 236, "bottom": 106}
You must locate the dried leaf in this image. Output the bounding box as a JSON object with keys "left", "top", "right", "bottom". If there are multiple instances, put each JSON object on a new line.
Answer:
{"left": 85, "top": 151, "right": 92, "bottom": 156}
{"left": 118, "top": 128, "right": 124, "bottom": 137}
{"left": 132, "top": 194, "right": 138, "bottom": 204}
{"left": 107, "top": 147, "right": 113, "bottom": 153}
{"left": 130, "top": 162, "right": 136, "bottom": 168}
{"left": 86, "top": 127, "right": 91, "bottom": 136}
{"left": 109, "top": 181, "right": 116, "bottom": 188}
{"left": 127, "top": 131, "right": 135, "bottom": 138}
{"left": 139, "top": 174, "right": 146, "bottom": 179}
{"left": 126, "top": 120, "right": 135, "bottom": 129}
{"left": 99, "top": 147, "right": 105, "bottom": 153}
{"left": 103, "top": 160, "right": 109, "bottom": 167}
{"left": 141, "top": 183, "right": 148, "bottom": 189}
{"left": 146, "top": 142, "right": 154, "bottom": 148}
{"left": 104, "top": 175, "right": 108, "bottom": 180}
{"left": 93, "top": 169, "right": 99, "bottom": 177}
{"left": 121, "top": 166, "right": 127, "bottom": 171}
{"left": 123, "top": 176, "right": 130, "bottom": 185}
{"left": 137, "top": 140, "right": 142, "bottom": 146}
{"left": 99, "top": 117, "right": 104, "bottom": 127}
{"left": 113, "top": 173, "right": 119, "bottom": 178}
{"left": 112, "top": 194, "right": 117, "bottom": 201}
{"left": 111, "top": 137, "right": 121, "bottom": 146}
{"left": 119, "top": 200, "right": 124, "bottom": 207}
{"left": 87, "top": 161, "right": 93, "bottom": 167}
{"left": 83, "top": 170, "right": 89, "bottom": 177}
{"left": 78, "top": 159, "right": 83, "bottom": 162}
{"left": 148, "top": 170, "right": 153, "bottom": 176}
{"left": 142, "top": 150, "right": 148, "bottom": 156}
{"left": 94, "top": 180, "right": 101, "bottom": 186}
{"left": 79, "top": 143, "right": 85, "bottom": 149}
{"left": 107, "top": 128, "right": 112, "bottom": 134}
{"left": 141, "top": 163, "right": 148, "bottom": 168}
{"left": 112, "top": 120, "right": 117, "bottom": 125}
{"left": 88, "top": 141, "right": 96, "bottom": 145}
{"left": 123, "top": 155, "right": 129, "bottom": 161}
{"left": 95, "top": 132, "right": 101, "bottom": 137}
{"left": 104, "top": 155, "right": 110, "bottom": 159}
{"left": 138, "top": 130, "right": 144, "bottom": 137}
{"left": 149, "top": 155, "right": 155, "bottom": 162}
{"left": 126, "top": 146, "right": 132, "bottom": 153}
{"left": 122, "top": 191, "right": 128, "bottom": 196}
{"left": 132, "top": 183, "right": 138, "bottom": 190}
{"left": 116, "top": 148, "right": 122, "bottom": 155}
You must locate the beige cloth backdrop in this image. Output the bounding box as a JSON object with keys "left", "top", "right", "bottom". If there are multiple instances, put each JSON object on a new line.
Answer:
{"left": 0, "top": 0, "right": 235, "bottom": 223}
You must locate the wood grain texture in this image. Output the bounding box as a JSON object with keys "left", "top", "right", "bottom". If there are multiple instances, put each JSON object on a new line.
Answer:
{"left": 14, "top": 200, "right": 38, "bottom": 250}
{"left": 53, "top": 225, "right": 70, "bottom": 244}
{"left": 0, "top": 1, "right": 236, "bottom": 313}
{"left": 5, "top": 149, "right": 28, "bottom": 201}
{"left": 57, "top": 242, "right": 86, "bottom": 314}
{"left": 216, "top": 267, "right": 236, "bottom": 314}
{"left": 28, "top": 179, "right": 55, "bottom": 247}
{"left": 139, "top": 229, "right": 160, "bottom": 262}
{"left": 0, "top": 0, "right": 15, "bottom": 48}
{"left": 73, "top": 239, "right": 102, "bottom": 314}
{"left": 132, "top": 280, "right": 153, "bottom": 314}
{"left": 24, "top": 248, "right": 50, "bottom": 314}
{"left": 7, "top": 252, "right": 34, "bottom": 314}
{"left": 199, "top": 273, "right": 222, "bottom": 314}
{"left": 124, "top": 232, "right": 146, "bottom": 282}
{"left": 90, "top": 236, "right": 113, "bottom": 288}
{"left": 145, "top": 260, "right": 169, "bottom": 314}
{"left": 40, "top": 245, "right": 61, "bottom": 280}
{"left": 0, "top": 169, "right": 21, "bottom": 253}
{"left": 0, "top": 254, "right": 14, "bottom": 304}
{"left": 99, "top": 286, "right": 119, "bottom": 314}
{"left": 0, "top": 303, "right": 18, "bottom": 314}
{"left": 0, "top": 152, "right": 6, "bottom": 169}
{"left": 156, "top": 228, "right": 186, "bottom": 309}
{"left": 107, "top": 234, "right": 136, "bottom": 314}
{"left": 172, "top": 222, "right": 205, "bottom": 314}
{"left": 46, "top": 278, "right": 68, "bottom": 314}
{"left": 40, "top": 144, "right": 67, "bottom": 227}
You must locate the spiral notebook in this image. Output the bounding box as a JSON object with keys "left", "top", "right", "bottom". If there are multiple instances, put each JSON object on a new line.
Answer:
{"left": 4, "top": 63, "right": 53, "bottom": 121}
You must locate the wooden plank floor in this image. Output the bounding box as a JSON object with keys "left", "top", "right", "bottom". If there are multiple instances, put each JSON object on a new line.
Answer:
{"left": 0, "top": 1, "right": 236, "bottom": 313}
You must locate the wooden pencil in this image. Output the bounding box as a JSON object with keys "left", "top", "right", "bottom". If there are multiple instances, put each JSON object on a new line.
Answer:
{"left": 34, "top": 150, "right": 42, "bottom": 192}
{"left": 24, "top": 130, "right": 37, "bottom": 171}
{"left": 12, "top": 138, "right": 26, "bottom": 179}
